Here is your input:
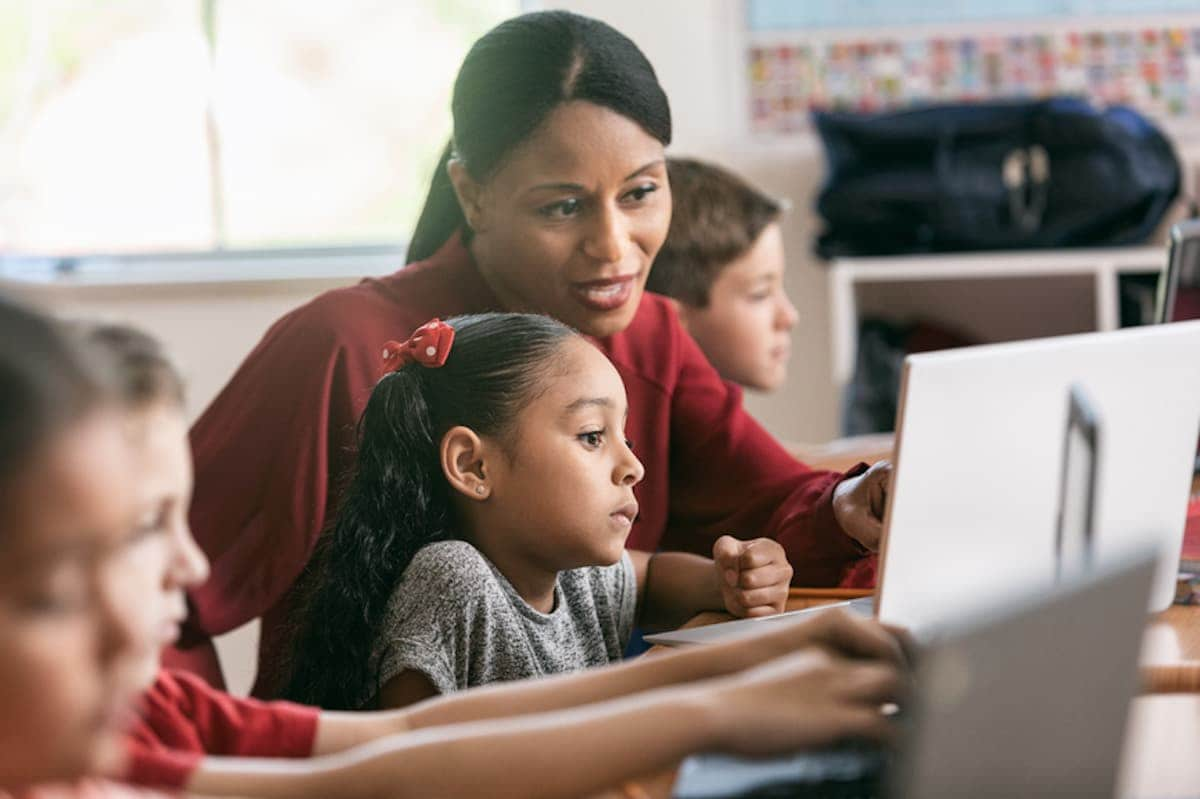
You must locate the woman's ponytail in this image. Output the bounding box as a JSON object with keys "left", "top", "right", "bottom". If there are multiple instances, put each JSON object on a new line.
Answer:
{"left": 406, "top": 142, "right": 468, "bottom": 264}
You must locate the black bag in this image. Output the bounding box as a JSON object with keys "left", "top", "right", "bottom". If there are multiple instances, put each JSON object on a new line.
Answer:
{"left": 813, "top": 98, "right": 1181, "bottom": 258}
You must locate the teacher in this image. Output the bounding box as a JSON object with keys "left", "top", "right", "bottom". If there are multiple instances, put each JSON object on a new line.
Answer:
{"left": 182, "top": 10, "right": 890, "bottom": 696}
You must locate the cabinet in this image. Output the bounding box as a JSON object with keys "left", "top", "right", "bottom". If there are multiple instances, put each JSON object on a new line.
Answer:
{"left": 827, "top": 246, "right": 1165, "bottom": 420}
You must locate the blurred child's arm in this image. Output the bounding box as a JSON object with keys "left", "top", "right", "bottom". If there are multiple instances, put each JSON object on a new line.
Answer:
{"left": 189, "top": 687, "right": 720, "bottom": 799}
{"left": 187, "top": 623, "right": 905, "bottom": 799}
{"left": 631, "top": 536, "right": 792, "bottom": 631}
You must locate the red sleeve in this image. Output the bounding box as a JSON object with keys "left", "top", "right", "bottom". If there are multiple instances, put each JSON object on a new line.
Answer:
{"left": 186, "top": 295, "right": 382, "bottom": 638}
{"left": 124, "top": 670, "right": 319, "bottom": 790}
{"left": 657, "top": 314, "right": 868, "bottom": 586}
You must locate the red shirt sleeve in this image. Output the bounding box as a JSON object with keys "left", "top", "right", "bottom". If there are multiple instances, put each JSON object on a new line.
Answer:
{"left": 124, "top": 670, "right": 319, "bottom": 790}
{"left": 186, "top": 294, "right": 383, "bottom": 639}
{"left": 633, "top": 300, "right": 867, "bottom": 586}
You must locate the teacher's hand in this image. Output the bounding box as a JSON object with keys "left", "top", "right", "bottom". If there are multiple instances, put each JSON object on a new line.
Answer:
{"left": 832, "top": 460, "right": 892, "bottom": 551}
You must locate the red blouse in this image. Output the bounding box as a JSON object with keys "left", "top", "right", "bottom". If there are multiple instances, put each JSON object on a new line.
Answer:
{"left": 185, "top": 234, "right": 868, "bottom": 694}
{"left": 123, "top": 670, "right": 318, "bottom": 790}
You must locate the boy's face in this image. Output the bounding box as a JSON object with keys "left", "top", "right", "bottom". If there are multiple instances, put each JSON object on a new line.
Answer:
{"left": 0, "top": 412, "right": 148, "bottom": 788}
{"left": 118, "top": 403, "right": 210, "bottom": 688}
{"left": 677, "top": 222, "right": 799, "bottom": 392}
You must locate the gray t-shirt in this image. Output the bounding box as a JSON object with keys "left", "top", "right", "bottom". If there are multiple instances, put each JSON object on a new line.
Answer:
{"left": 366, "top": 540, "right": 637, "bottom": 704}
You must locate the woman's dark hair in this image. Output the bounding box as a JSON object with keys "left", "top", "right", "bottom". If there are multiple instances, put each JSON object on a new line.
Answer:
{"left": 71, "top": 322, "right": 187, "bottom": 411}
{"left": 283, "top": 312, "right": 576, "bottom": 709}
{"left": 407, "top": 10, "right": 672, "bottom": 263}
{"left": 0, "top": 295, "right": 110, "bottom": 509}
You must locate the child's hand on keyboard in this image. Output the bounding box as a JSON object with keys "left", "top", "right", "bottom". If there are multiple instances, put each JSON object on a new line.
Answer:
{"left": 707, "top": 646, "right": 904, "bottom": 756}
{"left": 711, "top": 608, "right": 911, "bottom": 678}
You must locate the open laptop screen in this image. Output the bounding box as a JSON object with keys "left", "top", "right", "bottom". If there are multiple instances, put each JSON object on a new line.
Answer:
{"left": 1159, "top": 220, "right": 1200, "bottom": 324}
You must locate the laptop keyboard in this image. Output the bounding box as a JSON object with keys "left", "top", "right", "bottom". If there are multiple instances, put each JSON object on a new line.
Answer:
{"left": 671, "top": 745, "right": 886, "bottom": 799}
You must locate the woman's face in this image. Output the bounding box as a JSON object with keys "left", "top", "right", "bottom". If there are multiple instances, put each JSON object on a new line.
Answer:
{"left": 0, "top": 411, "right": 146, "bottom": 789}
{"left": 460, "top": 101, "right": 672, "bottom": 339}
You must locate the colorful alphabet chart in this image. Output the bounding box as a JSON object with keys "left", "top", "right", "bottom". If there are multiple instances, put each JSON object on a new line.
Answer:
{"left": 747, "top": 10, "right": 1200, "bottom": 132}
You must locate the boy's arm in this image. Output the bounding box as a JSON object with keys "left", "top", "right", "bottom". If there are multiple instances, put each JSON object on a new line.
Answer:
{"left": 191, "top": 685, "right": 720, "bottom": 799}
{"left": 304, "top": 601, "right": 894, "bottom": 757}
{"left": 305, "top": 634, "right": 743, "bottom": 756}
{"left": 189, "top": 636, "right": 905, "bottom": 799}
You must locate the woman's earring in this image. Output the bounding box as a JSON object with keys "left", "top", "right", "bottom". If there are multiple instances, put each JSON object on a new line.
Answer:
{"left": 475, "top": 484, "right": 486, "bottom": 496}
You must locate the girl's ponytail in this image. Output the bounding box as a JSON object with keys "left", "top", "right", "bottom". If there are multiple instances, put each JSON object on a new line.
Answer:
{"left": 282, "top": 366, "right": 452, "bottom": 709}
{"left": 406, "top": 142, "right": 467, "bottom": 264}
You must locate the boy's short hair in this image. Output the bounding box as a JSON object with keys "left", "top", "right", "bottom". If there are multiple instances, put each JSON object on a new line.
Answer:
{"left": 648, "top": 157, "right": 784, "bottom": 308}
{"left": 74, "top": 322, "right": 186, "bottom": 410}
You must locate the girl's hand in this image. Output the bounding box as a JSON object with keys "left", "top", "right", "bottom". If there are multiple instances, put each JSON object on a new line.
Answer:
{"left": 832, "top": 460, "right": 892, "bottom": 550}
{"left": 705, "top": 646, "right": 904, "bottom": 756}
{"left": 712, "top": 535, "right": 793, "bottom": 618}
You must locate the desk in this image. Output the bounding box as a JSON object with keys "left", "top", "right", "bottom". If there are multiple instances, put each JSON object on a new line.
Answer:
{"left": 630, "top": 596, "right": 1200, "bottom": 799}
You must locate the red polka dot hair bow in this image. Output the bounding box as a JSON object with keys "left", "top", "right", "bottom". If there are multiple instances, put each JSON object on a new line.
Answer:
{"left": 381, "top": 318, "right": 456, "bottom": 371}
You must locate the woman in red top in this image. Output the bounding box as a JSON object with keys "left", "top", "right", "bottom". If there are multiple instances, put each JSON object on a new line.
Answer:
{"left": 184, "top": 10, "right": 889, "bottom": 695}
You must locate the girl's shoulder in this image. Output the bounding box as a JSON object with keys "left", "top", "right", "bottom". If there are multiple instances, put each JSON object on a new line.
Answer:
{"left": 402, "top": 539, "right": 497, "bottom": 592}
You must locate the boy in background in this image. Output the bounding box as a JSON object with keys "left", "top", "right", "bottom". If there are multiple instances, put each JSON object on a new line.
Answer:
{"left": 648, "top": 157, "right": 798, "bottom": 392}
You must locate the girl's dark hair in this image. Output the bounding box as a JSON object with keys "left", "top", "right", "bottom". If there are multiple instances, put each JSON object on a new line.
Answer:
{"left": 406, "top": 10, "right": 672, "bottom": 263}
{"left": 71, "top": 322, "right": 187, "bottom": 411}
{"left": 283, "top": 312, "right": 576, "bottom": 709}
{"left": 0, "top": 295, "right": 109, "bottom": 505}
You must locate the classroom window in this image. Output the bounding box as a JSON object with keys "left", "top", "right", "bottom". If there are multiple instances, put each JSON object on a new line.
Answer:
{"left": 0, "top": 0, "right": 516, "bottom": 256}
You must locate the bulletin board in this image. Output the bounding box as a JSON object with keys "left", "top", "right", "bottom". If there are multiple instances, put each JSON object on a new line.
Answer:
{"left": 746, "top": 0, "right": 1200, "bottom": 133}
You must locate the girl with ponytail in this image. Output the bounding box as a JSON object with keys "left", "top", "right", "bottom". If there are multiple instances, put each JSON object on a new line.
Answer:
{"left": 188, "top": 10, "right": 891, "bottom": 697}
{"left": 284, "top": 313, "right": 794, "bottom": 711}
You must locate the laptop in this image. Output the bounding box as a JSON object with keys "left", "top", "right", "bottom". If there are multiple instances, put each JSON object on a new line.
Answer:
{"left": 644, "top": 376, "right": 1109, "bottom": 648}
{"left": 877, "top": 320, "right": 1200, "bottom": 626}
{"left": 1158, "top": 219, "right": 1200, "bottom": 325}
{"left": 671, "top": 546, "right": 1157, "bottom": 799}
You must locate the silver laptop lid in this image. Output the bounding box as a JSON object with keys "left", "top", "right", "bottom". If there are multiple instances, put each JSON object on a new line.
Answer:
{"left": 893, "top": 547, "right": 1157, "bottom": 799}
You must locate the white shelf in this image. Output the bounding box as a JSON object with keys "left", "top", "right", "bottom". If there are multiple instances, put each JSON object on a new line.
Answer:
{"left": 828, "top": 245, "right": 1166, "bottom": 397}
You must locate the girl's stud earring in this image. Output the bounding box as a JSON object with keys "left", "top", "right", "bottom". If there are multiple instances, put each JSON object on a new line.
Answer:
{"left": 475, "top": 485, "right": 486, "bottom": 495}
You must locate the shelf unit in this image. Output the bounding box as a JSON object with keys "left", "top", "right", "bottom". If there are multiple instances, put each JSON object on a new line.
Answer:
{"left": 828, "top": 245, "right": 1166, "bottom": 402}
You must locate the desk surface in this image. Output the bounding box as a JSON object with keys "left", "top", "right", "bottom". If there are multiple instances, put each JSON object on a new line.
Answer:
{"left": 634, "top": 598, "right": 1200, "bottom": 799}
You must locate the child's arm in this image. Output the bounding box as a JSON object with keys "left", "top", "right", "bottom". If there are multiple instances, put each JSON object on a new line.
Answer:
{"left": 241, "top": 607, "right": 901, "bottom": 759}
{"left": 630, "top": 536, "right": 793, "bottom": 631}
{"left": 187, "top": 632, "right": 904, "bottom": 799}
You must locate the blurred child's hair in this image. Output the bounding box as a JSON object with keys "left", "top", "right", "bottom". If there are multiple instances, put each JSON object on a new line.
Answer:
{"left": 283, "top": 312, "right": 577, "bottom": 709}
{"left": 0, "top": 295, "right": 110, "bottom": 497}
{"left": 647, "top": 157, "right": 783, "bottom": 307}
{"left": 73, "top": 323, "right": 186, "bottom": 411}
